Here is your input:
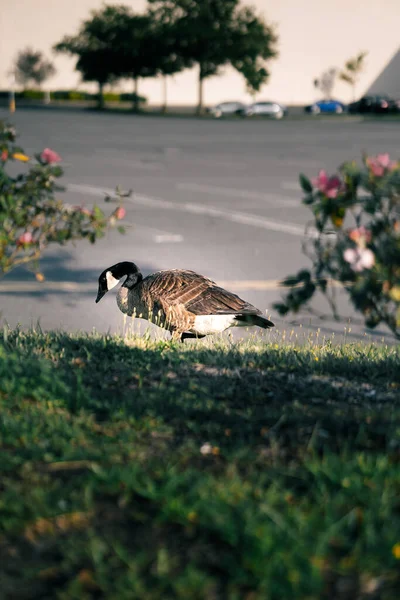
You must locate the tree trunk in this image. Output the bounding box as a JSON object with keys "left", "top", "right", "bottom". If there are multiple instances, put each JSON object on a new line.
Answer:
{"left": 161, "top": 75, "right": 167, "bottom": 114}
{"left": 196, "top": 65, "right": 203, "bottom": 116}
{"left": 133, "top": 76, "right": 139, "bottom": 112}
{"left": 98, "top": 82, "right": 105, "bottom": 110}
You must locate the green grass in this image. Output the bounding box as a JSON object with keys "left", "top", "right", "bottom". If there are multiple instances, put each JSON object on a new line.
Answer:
{"left": 1, "top": 328, "right": 400, "bottom": 599}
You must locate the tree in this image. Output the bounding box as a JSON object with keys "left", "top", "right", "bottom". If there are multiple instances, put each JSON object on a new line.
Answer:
{"left": 54, "top": 6, "right": 126, "bottom": 109}
{"left": 229, "top": 6, "right": 278, "bottom": 99}
{"left": 339, "top": 51, "right": 368, "bottom": 101}
{"left": 13, "top": 48, "right": 56, "bottom": 87}
{"left": 103, "top": 10, "right": 162, "bottom": 112}
{"left": 147, "top": 0, "right": 234, "bottom": 114}
{"left": 55, "top": 6, "right": 167, "bottom": 112}
{"left": 241, "top": 62, "right": 269, "bottom": 100}
{"left": 149, "top": 0, "right": 277, "bottom": 114}
{"left": 147, "top": 9, "right": 190, "bottom": 112}
{"left": 313, "top": 68, "right": 337, "bottom": 99}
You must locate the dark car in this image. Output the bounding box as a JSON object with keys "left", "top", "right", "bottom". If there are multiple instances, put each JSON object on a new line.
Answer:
{"left": 348, "top": 95, "right": 400, "bottom": 114}
{"left": 304, "top": 98, "right": 346, "bottom": 114}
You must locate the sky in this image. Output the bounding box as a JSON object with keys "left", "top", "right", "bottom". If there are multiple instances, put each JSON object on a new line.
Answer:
{"left": 1, "top": 0, "right": 399, "bottom": 105}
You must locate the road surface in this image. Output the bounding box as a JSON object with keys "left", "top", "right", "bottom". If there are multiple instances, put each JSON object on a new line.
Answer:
{"left": 1, "top": 107, "right": 399, "bottom": 344}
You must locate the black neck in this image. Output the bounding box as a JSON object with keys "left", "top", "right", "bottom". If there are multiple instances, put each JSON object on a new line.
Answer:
{"left": 123, "top": 271, "right": 143, "bottom": 289}
{"left": 110, "top": 262, "right": 142, "bottom": 289}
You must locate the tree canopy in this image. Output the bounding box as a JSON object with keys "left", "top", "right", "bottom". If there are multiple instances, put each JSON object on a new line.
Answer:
{"left": 13, "top": 48, "right": 56, "bottom": 87}
{"left": 146, "top": 0, "right": 277, "bottom": 111}
{"left": 229, "top": 5, "right": 278, "bottom": 98}
{"left": 313, "top": 68, "right": 337, "bottom": 99}
{"left": 339, "top": 51, "right": 368, "bottom": 101}
{"left": 54, "top": 1, "right": 279, "bottom": 111}
{"left": 54, "top": 6, "right": 124, "bottom": 108}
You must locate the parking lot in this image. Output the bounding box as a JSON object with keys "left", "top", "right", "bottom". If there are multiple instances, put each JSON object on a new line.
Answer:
{"left": 1, "top": 107, "right": 399, "bottom": 342}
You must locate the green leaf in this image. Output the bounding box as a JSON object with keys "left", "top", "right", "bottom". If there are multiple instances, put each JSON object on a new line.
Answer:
{"left": 316, "top": 278, "right": 328, "bottom": 292}
{"left": 272, "top": 302, "right": 289, "bottom": 316}
{"left": 280, "top": 275, "right": 300, "bottom": 287}
{"left": 299, "top": 174, "right": 313, "bottom": 193}
{"left": 298, "top": 269, "right": 312, "bottom": 282}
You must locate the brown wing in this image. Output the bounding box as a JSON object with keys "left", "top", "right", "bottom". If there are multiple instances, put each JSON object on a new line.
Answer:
{"left": 142, "top": 270, "right": 261, "bottom": 316}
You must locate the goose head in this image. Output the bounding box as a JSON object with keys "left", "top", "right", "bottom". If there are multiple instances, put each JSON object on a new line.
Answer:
{"left": 95, "top": 261, "right": 142, "bottom": 303}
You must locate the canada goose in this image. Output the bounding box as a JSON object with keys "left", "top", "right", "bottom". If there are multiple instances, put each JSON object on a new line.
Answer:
{"left": 95, "top": 261, "right": 274, "bottom": 341}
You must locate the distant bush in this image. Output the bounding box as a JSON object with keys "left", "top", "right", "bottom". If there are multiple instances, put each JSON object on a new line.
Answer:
{"left": 274, "top": 154, "right": 400, "bottom": 339}
{"left": 103, "top": 92, "right": 121, "bottom": 102}
{"left": 120, "top": 92, "right": 147, "bottom": 104}
{"left": 0, "top": 90, "right": 36, "bottom": 100}
{"left": 51, "top": 90, "right": 88, "bottom": 101}
{"left": 21, "top": 89, "right": 45, "bottom": 99}
{"left": 0, "top": 89, "right": 148, "bottom": 105}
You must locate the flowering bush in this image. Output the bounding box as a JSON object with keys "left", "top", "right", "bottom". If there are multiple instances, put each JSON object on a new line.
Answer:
{"left": 274, "top": 153, "right": 400, "bottom": 338}
{"left": 0, "top": 120, "right": 127, "bottom": 280}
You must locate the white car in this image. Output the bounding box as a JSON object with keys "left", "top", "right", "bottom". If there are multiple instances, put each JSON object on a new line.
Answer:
{"left": 209, "top": 101, "right": 247, "bottom": 118}
{"left": 244, "top": 101, "right": 288, "bottom": 119}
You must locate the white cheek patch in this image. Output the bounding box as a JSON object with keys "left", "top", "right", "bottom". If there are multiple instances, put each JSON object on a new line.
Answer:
{"left": 106, "top": 271, "right": 120, "bottom": 290}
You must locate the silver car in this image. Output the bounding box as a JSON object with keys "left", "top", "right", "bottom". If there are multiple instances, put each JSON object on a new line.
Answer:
{"left": 209, "top": 101, "right": 247, "bottom": 118}
{"left": 244, "top": 101, "right": 288, "bottom": 119}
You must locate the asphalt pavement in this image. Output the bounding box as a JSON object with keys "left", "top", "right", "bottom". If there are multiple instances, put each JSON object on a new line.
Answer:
{"left": 1, "top": 107, "right": 399, "bottom": 344}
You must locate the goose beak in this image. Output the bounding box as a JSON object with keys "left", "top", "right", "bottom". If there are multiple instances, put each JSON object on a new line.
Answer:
{"left": 95, "top": 289, "right": 106, "bottom": 303}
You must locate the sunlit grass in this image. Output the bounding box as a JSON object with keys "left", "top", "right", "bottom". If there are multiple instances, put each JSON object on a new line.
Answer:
{"left": 1, "top": 327, "right": 399, "bottom": 599}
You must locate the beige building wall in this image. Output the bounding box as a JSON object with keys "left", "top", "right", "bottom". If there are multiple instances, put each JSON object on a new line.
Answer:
{"left": 1, "top": 0, "right": 399, "bottom": 106}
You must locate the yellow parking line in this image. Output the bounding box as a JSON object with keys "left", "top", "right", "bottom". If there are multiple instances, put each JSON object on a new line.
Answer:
{"left": 0, "top": 279, "right": 343, "bottom": 293}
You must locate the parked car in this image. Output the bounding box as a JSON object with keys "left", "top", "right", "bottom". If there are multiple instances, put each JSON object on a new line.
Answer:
{"left": 208, "top": 101, "right": 247, "bottom": 118}
{"left": 348, "top": 95, "right": 400, "bottom": 114}
{"left": 304, "top": 99, "right": 346, "bottom": 114}
{"left": 242, "top": 101, "right": 288, "bottom": 119}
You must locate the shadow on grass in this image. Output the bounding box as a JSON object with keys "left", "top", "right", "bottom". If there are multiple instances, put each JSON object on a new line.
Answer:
{"left": 1, "top": 329, "right": 399, "bottom": 455}
{"left": 1, "top": 329, "right": 400, "bottom": 600}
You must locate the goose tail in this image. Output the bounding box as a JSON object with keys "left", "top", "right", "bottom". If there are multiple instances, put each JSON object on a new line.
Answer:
{"left": 234, "top": 313, "right": 274, "bottom": 329}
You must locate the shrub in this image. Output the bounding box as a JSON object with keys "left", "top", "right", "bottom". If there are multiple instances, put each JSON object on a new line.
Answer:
{"left": 51, "top": 90, "right": 89, "bottom": 101}
{"left": 103, "top": 92, "right": 121, "bottom": 102}
{"left": 67, "top": 90, "right": 88, "bottom": 101}
{"left": 21, "top": 89, "right": 45, "bottom": 100}
{"left": 274, "top": 154, "right": 400, "bottom": 339}
{"left": 0, "top": 121, "right": 128, "bottom": 279}
{"left": 119, "top": 92, "right": 147, "bottom": 104}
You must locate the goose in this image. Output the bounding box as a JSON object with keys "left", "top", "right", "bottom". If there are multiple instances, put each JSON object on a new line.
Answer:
{"left": 95, "top": 261, "right": 274, "bottom": 341}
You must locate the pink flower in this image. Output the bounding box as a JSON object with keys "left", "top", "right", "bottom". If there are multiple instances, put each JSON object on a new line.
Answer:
{"left": 17, "top": 232, "right": 34, "bottom": 246}
{"left": 1, "top": 150, "right": 8, "bottom": 162}
{"left": 366, "top": 153, "right": 397, "bottom": 177}
{"left": 115, "top": 206, "right": 126, "bottom": 220}
{"left": 41, "top": 148, "right": 61, "bottom": 164}
{"left": 79, "top": 207, "right": 92, "bottom": 217}
{"left": 312, "top": 170, "right": 343, "bottom": 198}
{"left": 344, "top": 247, "right": 375, "bottom": 272}
{"left": 348, "top": 226, "right": 372, "bottom": 246}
